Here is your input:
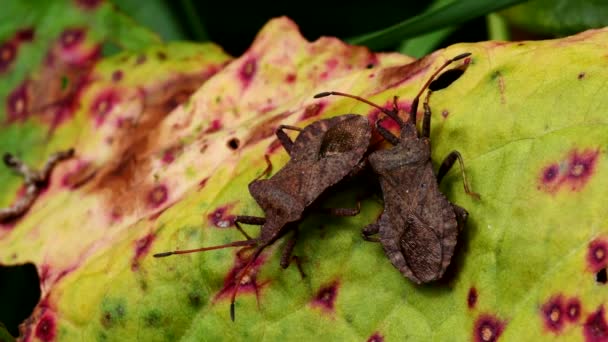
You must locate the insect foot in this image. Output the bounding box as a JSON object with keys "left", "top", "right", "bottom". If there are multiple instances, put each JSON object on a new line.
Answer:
{"left": 0, "top": 148, "right": 75, "bottom": 223}
{"left": 154, "top": 113, "right": 371, "bottom": 321}
{"left": 316, "top": 52, "right": 479, "bottom": 284}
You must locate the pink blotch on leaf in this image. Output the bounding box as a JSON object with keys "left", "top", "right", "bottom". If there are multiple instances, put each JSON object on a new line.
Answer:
{"left": 91, "top": 89, "right": 120, "bottom": 126}
{"left": 300, "top": 102, "right": 326, "bottom": 120}
{"left": 311, "top": 280, "right": 340, "bottom": 313}
{"left": 208, "top": 205, "right": 235, "bottom": 228}
{"left": 239, "top": 57, "right": 257, "bottom": 88}
{"left": 474, "top": 314, "right": 506, "bottom": 342}
{"left": 147, "top": 185, "right": 168, "bottom": 209}
{"left": 541, "top": 294, "right": 565, "bottom": 333}
{"left": 214, "top": 251, "right": 268, "bottom": 302}
{"left": 367, "top": 332, "right": 384, "bottom": 342}
{"left": 588, "top": 238, "right": 608, "bottom": 273}
{"left": 584, "top": 306, "right": 608, "bottom": 342}
{"left": 566, "top": 298, "right": 582, "bottom": 323}
{"left": 35, "top": 313, "right": 56, "bottom": 342}
{"left": 131, "top": 234, "right": 155, "bottom": 271}
{"left": 468, "top": 287, "right": 478, "bottom": 309}
{"left": 6, "top": 82, "right": 29, "bottom": 122}
{"left": 204, "top": 119, "right": 223, "bottom": 133}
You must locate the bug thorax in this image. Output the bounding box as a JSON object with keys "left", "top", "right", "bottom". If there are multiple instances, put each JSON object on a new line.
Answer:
{"left": 248, "top": 179, "right": 305, "bottom": 222}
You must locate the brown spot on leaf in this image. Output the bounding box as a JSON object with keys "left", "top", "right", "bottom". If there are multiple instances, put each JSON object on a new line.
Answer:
{"left": 579, "top": 72, "right": 586, "bottom": 80}
{"left": 474, "top": 314, "right": 506, "bottom": 342}
{"left": 311, "top": 280, "right": 339, "bottom": 313}
{"left": 75, "top": 0, "right": 104, "bottom": 10}
{"left": 584, "top": 306, "right": 608, "bottom": 342}
{"left": 468, "top": 287, "right": 478, "bottom": 309}
{"left": 60, "top": 28, "right": 85, "bottom": 50}
{"left": 0, "top": 41, "right": 16, "bottom": 74}
{"left": 147, "top": 185, "right": 168, "bottom": 209}
{"left": 112, "top": 70, "right": 123, "bottom": 82}
{"left": 6, "top": 82, "right": 29, "bottom": 122}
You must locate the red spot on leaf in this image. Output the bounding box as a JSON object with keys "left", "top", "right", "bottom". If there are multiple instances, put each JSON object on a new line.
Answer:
{"left": 135, "top": 54, "right": 146, "bottom": 65}
{"left": 214, "top": 250, "right": 268, "bottom": 302}
{"left": 239, "top": 57, "right": 257, "bottom": 88}
{"left": 16, "top": 28, "right": 35, "bottom": 42}
{"left": 204, "top": 119, "right": 223, "bottom": 133}
{"left": 566, "top": 298, "right": 582, "bottom": 323}
{"left": 147, "top": 185, "right": 168, "bottom": 209}
{"left": 198, "top": 177, "right": 209, "bottom": 190}
{"left": 60, "top": 28, "right": 85, "bottom": 50}
{"left": 6, "top": 82, "right": 29, "bottom": 122}
{"left": 285, "top": 73, "right": 296, "bottom": 83}
{"left": 0, "top": 41, "right": 16, "bottom": 74}
{"left": 468, "top": 287, "right": 478, "bottom": 309}
{"left": 474, "top": 314, "right": 506, "bottom": 342}
{"left": 35, "top": 313, "right": 56, "bottom": 342}
{"left": 300, "top": 102, "right": 326, "bottom": 120}
{"left": 132, "top": 234, "right": 155, "bottom": 271}
{"left": 311, "top": 280, "right": 339, "bottom": 313}
{"left": 588, "top": 238, "right": 608, "bottom": 273}
{"left": 112, "top": 70, "right": 123, "bottom": 82}
{"left": 75, "top": 0, "right": 104, "bottom": 10}
{"left": 539, "top": 149, "right": 600, "bottom": 194}
{"left": 91, "top": 89, "right": 120, "bottom": 126}
{"left": 208, "top": 205, "right": 235, "bottom": 228}
{"left": 541, "top": 294, "right": 565, "bottom": 333}
{"left": 367, "top": 332, "right": 384, "bottom": 342}
{"left": 584, "top": 306, "right": 608, "bottom": 342}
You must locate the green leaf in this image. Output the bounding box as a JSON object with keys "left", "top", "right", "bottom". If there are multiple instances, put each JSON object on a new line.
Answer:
{"left": 348, "top": 0, "right": 527, "bottom": 50}
{"left": 501, "top": 0, "right": 608, "bottom": 36}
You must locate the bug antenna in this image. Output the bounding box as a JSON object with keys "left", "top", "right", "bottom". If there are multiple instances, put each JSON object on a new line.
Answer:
{"left": 153, "top": 239, "right": 257, "bottom": 258}
{"left": 230, "top": 246, "right": 265, "bottom": 322}
{"left": 410, "top": 52, "right": 471, "bottom": 117}
{"left": 313, "top": 91, "right": 405, "bottom": 127}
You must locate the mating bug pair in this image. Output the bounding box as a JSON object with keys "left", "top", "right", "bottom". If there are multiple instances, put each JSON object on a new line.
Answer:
{"left": 154, "top": 52, "right": 479, "bottom": 320}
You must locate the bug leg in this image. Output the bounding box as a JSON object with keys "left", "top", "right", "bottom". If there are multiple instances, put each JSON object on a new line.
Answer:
{"left": 253, "top": 155, "right": 273, "bottom": 180}
{"left": 422, "top": 90, "right": 433, "bottom": 138}
{"left": 275, "top": 125, "right": 302, "bottom": 156}
{"left": 234, "top": 215, "right": 266, "bottom": 240}
{"left": 451, "top": 204, "right": 469, "bottom": 231}
{"left": 324, "top": 201, "right": 361, "bottom": 217}
{"left": 280, "top": 229, "right": 306, "bottom": 278}
{"left": 362, "top": 222, "right": 380, "bottom": 243}
{"left": 375, "top": 119, "right": 400, "bottom": 145}
{"left": 437, "top": 151, "right": 480, "bottom": 200}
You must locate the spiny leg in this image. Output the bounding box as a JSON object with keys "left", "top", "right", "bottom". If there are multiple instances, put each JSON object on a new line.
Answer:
{"left": 375, "top": 119, "right": 399, "bottom": 145}
{"left": 275, "top": 125, "right": 302, "bottom": 156}
{"left": 362, "top": 222, "right": 380, "bottom": 243}
{"left": 38, "top": 148, "right": 75, "bottom": 183}
{"left": 234, "top": 215, "right": 265, "bottom": 240}
{"left": 279, "top": 229, "right": 306, "bottom": 278}
{"left": 437, "top": 150, "right": 480, "bottom": 200}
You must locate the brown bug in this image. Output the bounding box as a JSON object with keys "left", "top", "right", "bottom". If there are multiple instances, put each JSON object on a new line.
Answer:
{"left": 1, "top": 149, "right": 75, "bottom": 223}
{"left": 154, "top": 114, "right": 371, "bottom": 320}
{"left": 315, "top": 52, "right": 479, "bottom": 284}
